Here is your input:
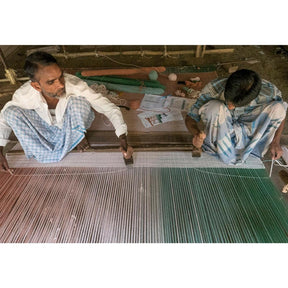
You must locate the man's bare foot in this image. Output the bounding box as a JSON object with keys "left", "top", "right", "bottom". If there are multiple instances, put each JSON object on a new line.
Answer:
{"left": 76, "top": 136, "right": 91, "bottom": 152}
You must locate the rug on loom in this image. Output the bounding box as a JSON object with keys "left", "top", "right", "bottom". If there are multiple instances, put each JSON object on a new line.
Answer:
{"left": 1, "top": 152, "right": 287, "bottom": 243}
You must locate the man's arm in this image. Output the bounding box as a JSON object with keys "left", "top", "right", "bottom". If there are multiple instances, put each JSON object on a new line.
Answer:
{"left": 270, "top": 118, "right": 286, "bottom": 160}
{"left": 185, "top": 115, "right": 206, "bottom": 148}
{"left": 0, "top": 146, "right": 13, "bottom": 174}
{"left": 118, "top": 133, "right": 133, "bottom": 159}
{"left": 70, "top": 74, "right": 128, "bottom": 138}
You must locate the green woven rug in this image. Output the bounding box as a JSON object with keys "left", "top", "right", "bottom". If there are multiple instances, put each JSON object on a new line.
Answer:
{"left": 159, "top": 167, "right": 287, "bottom": 243}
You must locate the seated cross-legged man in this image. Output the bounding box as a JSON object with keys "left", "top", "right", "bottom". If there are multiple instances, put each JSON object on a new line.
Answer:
{"left": 0, "top": 51, "right": 133, "bottom": 174}
{"left": 185, "top": 69, "right": 286, "bottom": 164}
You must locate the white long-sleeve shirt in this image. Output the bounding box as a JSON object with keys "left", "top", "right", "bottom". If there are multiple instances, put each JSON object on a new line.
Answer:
{"left": 0, "top": 73, "right": 128, "bottom": 146}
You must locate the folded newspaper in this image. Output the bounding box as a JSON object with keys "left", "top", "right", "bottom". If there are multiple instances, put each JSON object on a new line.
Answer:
{"left": 137, "top": 94, "right": 196, "bottom": 128}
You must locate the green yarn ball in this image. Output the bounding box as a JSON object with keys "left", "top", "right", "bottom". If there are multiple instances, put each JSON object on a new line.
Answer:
{"left": 148, "top": 70, "right": 158, "bottom": 81}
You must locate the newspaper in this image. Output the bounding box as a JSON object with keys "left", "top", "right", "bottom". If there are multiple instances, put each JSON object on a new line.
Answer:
{"left": 137, "top": 110, "right": 183, "bottom": 128}
{"left": 137, "top": 94, "right": 196, "bottom": 128}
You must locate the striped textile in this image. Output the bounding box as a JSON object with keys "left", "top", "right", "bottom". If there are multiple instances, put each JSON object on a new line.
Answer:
{"left": 0, "top": 163, "right": 287, "bottom": 243}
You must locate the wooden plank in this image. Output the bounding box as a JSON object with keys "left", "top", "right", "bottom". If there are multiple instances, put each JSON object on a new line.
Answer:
{"left": 86, "top": 131, "right": 192, "bottom": 146}
{"left": 8, "top": 131, "right": 194, "bottom": 154}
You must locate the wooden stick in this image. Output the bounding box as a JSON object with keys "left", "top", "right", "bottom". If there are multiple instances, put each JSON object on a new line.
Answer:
{"left": 201, "top": 45, "right": 206, "bottom": 57}
{"left": 0, "top": 48, "right": 8, "bottom": 69}
{"left": 196, "top": 46, "right": 202, "bottom": 58}
{"left": 192, "top": 145, "right": 202, "bottom": 157}
{"left": 204, "top": 48, "right": 234, "bottom": 54}
{"left": 81, "top": 66, "right": 166, "bottom": 77}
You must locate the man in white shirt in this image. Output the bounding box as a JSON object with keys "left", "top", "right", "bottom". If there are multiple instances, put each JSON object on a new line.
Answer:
{"left": 0, "top": 51, "right": 133, "bottom": 173}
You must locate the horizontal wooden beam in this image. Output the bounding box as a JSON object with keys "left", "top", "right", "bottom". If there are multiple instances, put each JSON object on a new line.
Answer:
{"left": 86, "top": 131, "right": 193, "bottom": 147}
{"left": 204, "top": 48, "right": 234, "bottom": 55}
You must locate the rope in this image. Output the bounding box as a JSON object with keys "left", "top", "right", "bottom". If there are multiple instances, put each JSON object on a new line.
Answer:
{"left": 100, "top": 54, "right": 166, "bottom": 75}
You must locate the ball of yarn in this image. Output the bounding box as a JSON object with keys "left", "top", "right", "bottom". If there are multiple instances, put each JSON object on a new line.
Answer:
{"left": 168, "top": 73, "right": 177, "bottom": 81}
{"left": 148, "top": 70, "right": 158, "bottom": 81}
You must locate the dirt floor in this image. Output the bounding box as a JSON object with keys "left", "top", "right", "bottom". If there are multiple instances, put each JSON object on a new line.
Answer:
{"left": 1, "top": 45, "right": 288, "bottom": 194}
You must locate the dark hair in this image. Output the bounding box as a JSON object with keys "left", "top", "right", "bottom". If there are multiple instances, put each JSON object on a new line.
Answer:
{"left": 224, "top": 69, "right": 262, "bottom": 107}
{"left": 24, "top": 51, "right": 58, "bottom": 81}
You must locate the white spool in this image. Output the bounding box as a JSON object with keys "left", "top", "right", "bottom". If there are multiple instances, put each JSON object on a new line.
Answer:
{"left": 168, "top": 73, "right": 177, "bottom": 81}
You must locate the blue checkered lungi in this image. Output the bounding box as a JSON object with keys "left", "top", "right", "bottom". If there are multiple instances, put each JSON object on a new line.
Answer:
{"left": 3, "top": 96, "right": 95, "bottom": 163}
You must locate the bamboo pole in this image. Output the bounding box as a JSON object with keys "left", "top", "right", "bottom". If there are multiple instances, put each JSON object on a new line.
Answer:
{"left": 0, "top": 48, "right": 8, "bottom": 70}
{"left": 0, "top": 77, "right": 29, "bottom": 83}
{"left": 195, "top": 45, "right": 202, "bottom": 58}
{"left": 0, "top": 48, "right": 18, "bottom": 85}
{"left": 203, "top": 48, "right": 234, "bottom": 54}
{"left": 201, "top": 45, "right": 207, "bottom": 57}
{"left": 52, "top": 48, "right": 234, "bottom": 59}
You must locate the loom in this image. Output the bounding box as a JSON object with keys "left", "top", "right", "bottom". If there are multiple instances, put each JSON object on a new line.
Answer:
{"left": 1, "top": 151, "right": 287, "bottom": 243}
{"left": 0, "top": 68, "right": 287, "bottom": 243}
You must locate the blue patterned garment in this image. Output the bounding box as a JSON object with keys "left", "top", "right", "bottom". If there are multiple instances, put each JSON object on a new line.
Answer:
{"left": 187, "top": 78, "right": 287, "bottom": 164}
{"left": 3, "top": 96, "right": 95, "bottom": 163}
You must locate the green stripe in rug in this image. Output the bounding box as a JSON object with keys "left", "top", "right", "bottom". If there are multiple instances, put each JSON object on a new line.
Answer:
{"left": 160, "top": 168, "right": 288, "bottom": 243}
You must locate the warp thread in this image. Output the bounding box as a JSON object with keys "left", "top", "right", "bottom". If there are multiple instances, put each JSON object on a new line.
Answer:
{"left": 4, "top": 168, "right": 129, "bottom": 177}
{"left": 3, "top": 167, "right": 271, "bottom": 179}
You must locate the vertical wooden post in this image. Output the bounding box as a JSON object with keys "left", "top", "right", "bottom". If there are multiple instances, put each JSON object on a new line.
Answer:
{"left": 201, "top": 45, "right": 206, "bottom": 57}
{"left": 0, "top": 47, "right": 8, "bottom": 70}
{"left": 0, "top": 48, "right": 17, "bottom": 85}
{"left": 196, "top": 45, "right": 202, "bottom": 58}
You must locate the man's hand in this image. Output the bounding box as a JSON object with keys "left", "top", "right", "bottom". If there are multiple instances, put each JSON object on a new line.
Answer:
{"left": 120, "top": 145, "right": 134, "bottom": 159}
{"left": 185, "top": 115, "right": 206, "bottom": 148}
{"left": 270, "top": 141, "right": 283, "bottom": 160}
{"left": 192, "top": 131, "right": 206, "bottom": 149}
{"left": 118, "top": 133, "right": 134, "bottom": 159}
{"left": 0, "top": 153, "right": 13, "bottom": 175}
